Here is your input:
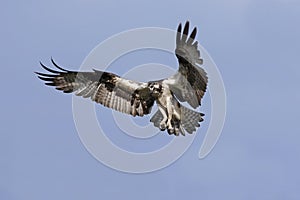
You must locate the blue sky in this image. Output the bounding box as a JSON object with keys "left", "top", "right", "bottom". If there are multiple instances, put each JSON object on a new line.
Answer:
{"left": 1, "top": 0, "right": 300, "bottom": 199}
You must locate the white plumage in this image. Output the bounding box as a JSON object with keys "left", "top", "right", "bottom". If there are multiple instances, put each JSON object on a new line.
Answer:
{"left": 36, "top": 21, "right": 208, "bottom": 136}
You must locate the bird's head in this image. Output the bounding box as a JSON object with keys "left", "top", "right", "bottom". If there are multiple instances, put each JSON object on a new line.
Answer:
{"left": 149, "top": 83, "right": 162, "bottom": 97}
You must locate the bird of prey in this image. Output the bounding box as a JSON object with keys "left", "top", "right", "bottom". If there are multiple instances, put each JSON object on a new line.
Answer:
{"left": 36, "top": 21, "right": 208, "bottom": 136}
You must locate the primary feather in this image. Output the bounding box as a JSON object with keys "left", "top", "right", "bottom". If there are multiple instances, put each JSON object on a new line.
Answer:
{"left": 36, "top": 21, "right": 208, "bottom": 136}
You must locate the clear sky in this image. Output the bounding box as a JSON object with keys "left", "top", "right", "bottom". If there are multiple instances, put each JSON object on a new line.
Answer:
{"left": 1, "top": 0, "right": 300, "bottom": 199}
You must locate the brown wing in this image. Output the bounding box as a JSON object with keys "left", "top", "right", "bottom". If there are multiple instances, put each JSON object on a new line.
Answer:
{"left": 36, "top": 59, "right": 155, "bottom": 117}
{"left": 168, "top": 21, "right": 208, "bottom": 108}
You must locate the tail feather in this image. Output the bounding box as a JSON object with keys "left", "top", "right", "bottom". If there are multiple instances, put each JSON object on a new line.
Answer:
{"left": 150, "top": 109, "right": 163, "bottom": 128}
{"left": 180, "top": 105, "right": 204, "bottom": 134}
{"left": 150, "top": 109, "right": 185, "bottom": 135}
{"left": 150, "top": 105, "right": 204, "bottom": 136}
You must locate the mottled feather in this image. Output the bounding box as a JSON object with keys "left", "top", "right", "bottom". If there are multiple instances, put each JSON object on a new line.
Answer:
{"left": 36, "top": 21, "right": 208, "bottom": 136}
{"left": 168, "top": 21, "right": 208, "bottom": 108}
{"left": 36, "top": 61, "right": 155, "bottom": 117}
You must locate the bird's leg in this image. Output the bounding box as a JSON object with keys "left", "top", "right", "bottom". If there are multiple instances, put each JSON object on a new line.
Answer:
{"left": 166, "top": 98, "right": 174, "bottom": 133}
{"left": 167, "top": 118, "right": 173, "bottom": 131}
{"left": 158, "top": 106, "right": 167, "bottom": 130}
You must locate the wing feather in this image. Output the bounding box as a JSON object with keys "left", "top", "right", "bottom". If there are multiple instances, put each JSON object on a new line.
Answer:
{"left": 169, "top": 21, "right": 208, "bottom": 108}
{"left": 36, "top": 60, "right": 155, "bottom": 117}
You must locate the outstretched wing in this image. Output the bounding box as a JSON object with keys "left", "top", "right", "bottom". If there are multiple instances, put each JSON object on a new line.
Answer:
{"left": 167, "top": 21, "right": 208, "bottom": 109}
{"left": 36, "top": 59, "right": 155, "bottom": 117}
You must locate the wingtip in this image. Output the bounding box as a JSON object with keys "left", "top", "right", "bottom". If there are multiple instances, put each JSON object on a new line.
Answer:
{"left": 183, "top": 21, "right": 190, "bottom": 39}
{"left": 177, "top": 23, "right": 182, "bottom": 32}
{"left": 50, "top": 57, "right": 69, "bottom": 72}
{"left": 37, "top": 76, "right": 54, "bottom": 82}
{"left": 190, "top": 27, "right": 197, "bottom": 40}
{"left": 50, "top": 56, "right": 56, "bottom": 66}
{"left": 184, "top": 21, "right": 190, "bottom": 30}
{"left": 39, "top": 61, "right": 60, "bottom": 74}
{"left": 39, "top": 61, "right": 45, "bottom": 67}
{"left": 50, "top": 57, "right": 56, "bottom": 66}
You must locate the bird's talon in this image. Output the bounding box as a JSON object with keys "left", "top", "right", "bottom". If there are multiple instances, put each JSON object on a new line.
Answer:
{"left": 159, "top": 122, "right": 166, "bottom": 131}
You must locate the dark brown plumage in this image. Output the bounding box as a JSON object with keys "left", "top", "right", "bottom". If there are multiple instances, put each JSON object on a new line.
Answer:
{"left": 36, "top": 21, "right": 208, "bottom": 136}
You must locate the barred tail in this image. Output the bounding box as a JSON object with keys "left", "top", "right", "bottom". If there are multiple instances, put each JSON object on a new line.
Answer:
{"left": 180, "top": 105, "right": 204, "bottom": 134}
{"left": 150, "top": 109, "right": 185, "bottom": 135}
{"left": 150, "top": 105, "right": 204, "bottom": 136}
{"left": 150, "top": 109, "right": 164, "bottom": 128}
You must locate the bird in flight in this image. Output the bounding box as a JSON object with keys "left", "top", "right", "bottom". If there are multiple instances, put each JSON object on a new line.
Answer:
{"left": 36, "top": 21, "right": 208, "bottom": 136}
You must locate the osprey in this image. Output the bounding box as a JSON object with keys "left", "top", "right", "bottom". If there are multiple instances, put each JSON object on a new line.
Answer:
{"left": 36, "top": 21, "right": 208, "bottom": 136}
